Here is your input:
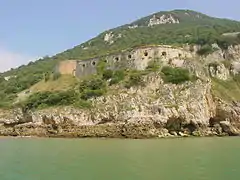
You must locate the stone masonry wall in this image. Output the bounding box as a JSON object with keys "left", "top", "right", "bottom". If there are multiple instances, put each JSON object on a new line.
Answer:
{"left": 56, "top": 45, "right": 194, "bottom": 78}
{"left": 57, "top": 60, "right": 77, "bottom": 76}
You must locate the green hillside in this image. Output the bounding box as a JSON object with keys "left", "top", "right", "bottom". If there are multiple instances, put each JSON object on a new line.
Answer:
{"left": 1, "top": 9, "right": 240, "bottom": 107}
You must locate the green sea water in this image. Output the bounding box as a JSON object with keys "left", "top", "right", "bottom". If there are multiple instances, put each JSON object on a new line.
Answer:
{"left": 0, "top": 137, "right": 239, "bottom": 180}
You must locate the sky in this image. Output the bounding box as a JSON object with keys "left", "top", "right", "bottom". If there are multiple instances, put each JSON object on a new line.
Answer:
{"left": 0, "top": 0, "right": 240, "bottom": 72}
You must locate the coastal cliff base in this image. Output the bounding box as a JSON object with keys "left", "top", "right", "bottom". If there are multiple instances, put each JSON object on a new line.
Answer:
{"left": 0, "top": 74, "right": 240, "bottom": 138}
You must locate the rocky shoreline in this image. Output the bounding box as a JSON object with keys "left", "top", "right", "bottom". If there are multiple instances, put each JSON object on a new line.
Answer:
{"left": 1, "top": 75, "right": 240, "bottom": 139}
{"left": 0, "top": 112, "right": 239, "bottom": 139}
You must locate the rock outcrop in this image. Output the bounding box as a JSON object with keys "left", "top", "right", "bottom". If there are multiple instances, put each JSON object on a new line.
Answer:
{"left": 148, "top": 14, "right": 180, "bottom": 26}
{"left": 1, "top": 73, "right": 239, "bottom": 138}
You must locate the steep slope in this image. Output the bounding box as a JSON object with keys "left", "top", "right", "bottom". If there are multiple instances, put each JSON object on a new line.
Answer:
{"left": 1, "top": 9, "right": 240, "bottom": 106}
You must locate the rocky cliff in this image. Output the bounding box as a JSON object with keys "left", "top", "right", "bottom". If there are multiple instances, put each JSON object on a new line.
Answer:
{"left": 0, "top": 70, "right": 239, "bottom": 138}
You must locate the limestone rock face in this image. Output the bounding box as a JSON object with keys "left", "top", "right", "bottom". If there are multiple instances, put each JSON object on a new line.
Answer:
{"left": 103, "top": 32, "right": 122, "bottom": 45}
{"left": 148, "top": 14, "right": 180, "bottom": 26}
{"left": 1, "top": 73, "right": 233, "bottom": 138}
{"left": 209, "top": 63, "right": 230, "bottom": 80}
{"left": 104, "top": 32, "right": 115, "bottom": 44}
{"left": 231, "top": 61, "right": 240, "bottom": 75}
{"left": 128, "top": 25, "right": 138, "bottom": 29}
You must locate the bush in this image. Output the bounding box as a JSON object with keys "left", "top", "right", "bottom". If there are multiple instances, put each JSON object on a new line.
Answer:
{"left": 102, "top": 69, "right": 113, "bottom": 80}
{"left": 124, "top": 71, "right": 144, "bottom": 88}
{"left": 161, "top": 66, "right": 191, "bottom": 84}
{"left": 146, "top": 59, "right": 160, "bottom": 72}
{"left": 80, "top": 89, "right": 105, "bottom": 100}
{"left": 197, "top": 44, "right": 214, "bottom": 56}
{"left": 23, "top": 90, "right": 76, "bottom": 110}
{"left": 79, "top": 77, "right": 106, "bottom": 91}
{"left": 96, "top": 59, "right": 107, "bottom": 75}
{"left": 110, "top": 70, "right": 125, "bottom": 85}
{"left": 79, "top": 77, "right": 106, "bottom": 100}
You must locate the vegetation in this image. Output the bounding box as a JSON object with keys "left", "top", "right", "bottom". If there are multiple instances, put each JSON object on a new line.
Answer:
{"left": 52, "top": 72, "right": 61, "bottom": 81}
{"left": 22, "top": 90, "right": 77, "bottom": 110}
{"left": 79, "top": 77, "right": 107, "bottom": 100}
{"left": 197, "top": 44, "right": 214, "bottom": 56}
{"left": 30, "top": 75, "right": 77, "bottom": 93}
{"left": 146, "top": 59, "right": 161, "bottom": 72}
{"left": 161, "top": 66, "right": 193, "bottom": 84}
{"left": 19, "top": 63, "right": 161, "bottom": 110}
{"left": 102, "top": 69, "right": 114, "bottom": 80}
{"left": 124, "top": 70, "right": 145, "bottom": 88}
{"left": 212, "top": 76, "right": 240, "bottom": 102}
{"left": 109, "top": 70, "right": 125, "bottom": 85}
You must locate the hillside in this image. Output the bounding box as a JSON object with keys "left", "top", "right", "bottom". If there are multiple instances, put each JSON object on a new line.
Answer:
{"left": 1, "top": 9, "right": 240, "bottom": 138}
{"left": 1, "top": 9, "right": 240, "bottom": 107}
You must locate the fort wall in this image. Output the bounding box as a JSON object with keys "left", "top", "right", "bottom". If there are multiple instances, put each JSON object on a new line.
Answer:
{"left": 56, "top": 45, "right": 194, "bottom": 78}
{"left": 57, "top": 60, "right": 77, "bottom": 76}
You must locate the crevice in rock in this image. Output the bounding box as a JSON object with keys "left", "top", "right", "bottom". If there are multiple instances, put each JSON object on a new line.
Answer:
{"left": 183, "top": 121, "right": 198, "bottom": 133}
{"left": 165, "top": 116, "right": 184, "bottom": 133}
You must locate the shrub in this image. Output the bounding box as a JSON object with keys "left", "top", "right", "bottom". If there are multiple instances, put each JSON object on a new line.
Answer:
{"left": 79, "top": 77, "right": 106, "bottom": 92}
{"left": 161, "top": 66, "right": 191, "bottom": 84}
{"left": 102, "top": 69, "right": 113, "bottom": 80}
{"left": 96, "top": 59, "right": 107, "bottom": 75}
{"left": 124, "top": 71, "right": 144, "bottom": 88}
{"left": 79, "top": 77, "right": 106, "bottom": 100}
{"left": 23, "top": 90, "right": 76, "bottom": 110}
{"left": 80, "top": 89, "right": 105, "bottom": 100}
{"left": 146, "top": 59, "right": 160, "bottom": 72}
{"left": 197, "top": 44, "right": 214, "bottom": 56}
{"left": 110, "top": 70, "right": 125, "bottom": 85}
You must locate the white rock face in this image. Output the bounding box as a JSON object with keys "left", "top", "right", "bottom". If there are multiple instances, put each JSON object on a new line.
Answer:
{"left": 104, "top": 32, "right": 115, "bottom": 44}
{"left": 170, "top": 59, "right": 185, "bottom": 67}
{"left": 4, "top": 76, "right": 17, "bottom": 81}
{"left": 128, "top": 25, "right": 138, "bottom": 29}
{"left": 231, "top": 61, "right": 240, "bottom": 75}
{"left": 148, "top": 14, "right": 180, "bottom": 26}
{"left": 104, "top": 32, "right": 122, "bottom": 44}
{"left": 209, "top": 64, "right": 230, "bottom": 80}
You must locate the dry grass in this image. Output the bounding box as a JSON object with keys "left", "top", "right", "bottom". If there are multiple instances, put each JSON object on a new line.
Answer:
{"left": 30, "top": 75, "right": 78, "bottom": 92}
{"left": 212, "top": 78, "right": 240, "bottom": 102}
{"left": 16, "top": 75, "right": 78, "bottom": 103}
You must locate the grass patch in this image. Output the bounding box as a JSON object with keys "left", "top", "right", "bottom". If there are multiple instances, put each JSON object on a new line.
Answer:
{"left": 211, "top": 77, "right": 240, "bottom": 102}
{"left": 161, "top": 66, "right": 193, "bottom": 84}
{"left": 30, "top": 75, "right": 77, "bottom": 93}
{"left": 146, "top": 59, "right": 161, "bottom": 72}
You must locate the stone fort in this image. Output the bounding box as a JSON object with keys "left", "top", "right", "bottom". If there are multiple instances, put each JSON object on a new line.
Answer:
{"left": 55, "top": 45, "right": 194, "bottom": 78}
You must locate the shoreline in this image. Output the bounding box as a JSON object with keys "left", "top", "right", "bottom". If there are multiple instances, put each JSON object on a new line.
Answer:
{"left": 0, "top": 132, "right": 238, "bottom": 139}
{"left": 0, "top": 120, "right": 239, "bottom": 139}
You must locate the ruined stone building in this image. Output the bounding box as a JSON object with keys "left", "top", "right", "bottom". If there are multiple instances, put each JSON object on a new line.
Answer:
{"left": 55, "top": 45, "right": 194, "bottom": 78}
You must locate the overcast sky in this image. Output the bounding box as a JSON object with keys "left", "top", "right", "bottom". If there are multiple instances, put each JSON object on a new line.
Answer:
{"left": 0, "top": 0, "right": 240, "bottom": 72}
